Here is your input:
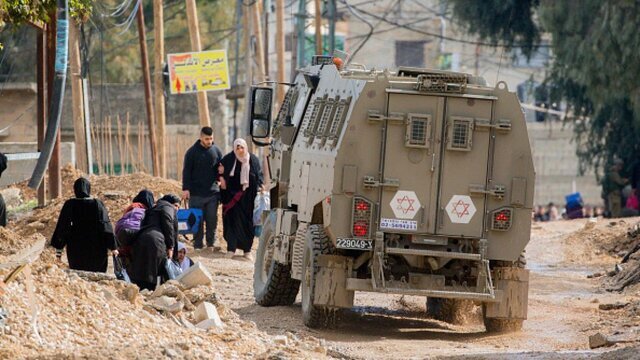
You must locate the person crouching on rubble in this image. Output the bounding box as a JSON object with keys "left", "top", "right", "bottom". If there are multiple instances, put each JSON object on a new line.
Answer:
{"left": 51, "top": 177, "right": 118, "bottom": 272}
{"left": 176, "top": 242, "right": 194, "bottom": 272}
{"left": 130, "top": 194, "right": 180, "bottom": 291}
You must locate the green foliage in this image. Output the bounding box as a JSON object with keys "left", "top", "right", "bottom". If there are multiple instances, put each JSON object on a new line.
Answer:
{"left": 0, "top": 0, "right": 92, "bottom": 25}
{"left": 449, "top": 0, "right": 640, "bottom": 177}
{"left": 448, "top": 0, "right": 540, "bottom": 57}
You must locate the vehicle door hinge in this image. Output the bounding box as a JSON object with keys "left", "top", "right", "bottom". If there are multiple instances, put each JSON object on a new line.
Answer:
{"left": 474, "top": 118, "right": 511, "bottom": 133}
{"left": 363, "top": 175, "right": 400, "bottom": 189}
{"left": 469, "top": 184, "right": 506, "bottom": 199}
{"left": 367, "top": 110, "right": 405, "bottom": 123}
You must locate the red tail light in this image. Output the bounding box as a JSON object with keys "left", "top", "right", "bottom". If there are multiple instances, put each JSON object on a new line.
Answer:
{"left": 352, "top": 197, "right": 372, "bottom": 238}
{"left": 491, "top": 207, "right": 513, "bottom": 231}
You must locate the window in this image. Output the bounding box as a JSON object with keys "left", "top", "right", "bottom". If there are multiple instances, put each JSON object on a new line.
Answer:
{"left": 395, "top": 40, "right": 426, "bottom": 68}
{"left": 272, "top": 88, "right": 298, "bottom": 137}
{"left": 405, "top": 114, "right": 431, "bottom": 148}
{"left": 447, "top": 117, "right": 474, "bottom": 151}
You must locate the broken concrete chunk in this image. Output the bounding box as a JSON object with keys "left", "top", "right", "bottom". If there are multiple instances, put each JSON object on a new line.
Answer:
{"left": 194, "top": 302, "right": 220, "bottom": 323}
{"left": 589, "top": 332, "right": 612, "bottom": 349}
{"left": 195, "top": 317, "right": 224, "bottom": 330}
{"left": 149, "top": 296, "right": 184, "bottom": 314}
{"left": 273, "top": 335, "right": 289, "bottom": 346}
{"left": 176, "top": 262, "right": 212, "bottom": 289}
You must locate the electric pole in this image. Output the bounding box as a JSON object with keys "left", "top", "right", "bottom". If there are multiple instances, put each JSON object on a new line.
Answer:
{"left": 276, "top": 0, "right": 286, "bottom": 105}
{"left": 185, "top": 0, "right": 211, "bottom": 127}
{"left": 154, "top": 0, "right": 167, "bottom": 177}
{"left": 314, "top": 0, "right": 322, "bottom": 55}
{"left": 136, "top": 1, "right": 160, "bottom": 177}
{"left": 251, "top": 0, "right": 266, "bottom": 81}
{"left": 69, "top": 21, "right": 88, "bottom": 173}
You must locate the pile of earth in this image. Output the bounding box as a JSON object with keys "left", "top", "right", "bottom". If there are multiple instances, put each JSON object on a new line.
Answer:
{"left": 601, "top": 220, "right": 640, "bottom": 293}
{"left": 0, "top": 219, "right": 326, "bottom": 359}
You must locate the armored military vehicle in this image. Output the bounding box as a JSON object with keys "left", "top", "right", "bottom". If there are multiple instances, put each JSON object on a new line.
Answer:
{"left": 249, "top": 57, "right": 534, "bottom": 332}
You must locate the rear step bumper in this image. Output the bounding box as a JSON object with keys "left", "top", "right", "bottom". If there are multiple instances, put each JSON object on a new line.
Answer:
{"left": 346, "top": 278, "right": 503, "bottom": 302}
{"left": 385, "top": 247, "right": 481, "bottom": 261}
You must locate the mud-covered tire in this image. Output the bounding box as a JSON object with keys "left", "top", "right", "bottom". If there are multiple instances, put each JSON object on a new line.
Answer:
{"left": 301, "top": 224, "right": 335, "bottom": 328}
{"left": 483, "top": 251, "right": 527, "bottom": 333}
{"left": 426, "top": 298, "right": 475, "bottom": 325}
{"left": 483, "top": 317, "right": 523, "bottom": 332}
{"left": 254, "top": 211, "right": 300, "bottom": 306}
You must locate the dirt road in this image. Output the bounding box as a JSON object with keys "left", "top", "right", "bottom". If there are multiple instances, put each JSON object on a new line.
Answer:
{"left": 192, "top": 218, "right": 640, "bottom": 359}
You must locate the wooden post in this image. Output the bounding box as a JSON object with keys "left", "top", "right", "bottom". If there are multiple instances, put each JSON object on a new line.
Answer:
{"left": 136, "top": 1, "right": 160, "bottom": 176}
{"left": 251, "top": 0, "right": 266, "bottom": 81}
{"left": 36, "top": 28, "right": 47, "bottom": 206}
{"left": 69, "top": 21, "right": 88, "bottom": 173}
{"left": 314, "top": 0, "right": 322, "bottom": 55}
{"left": 185, "top": 0, "right": 211, "bottom": 127}
{"left": 275, "top": 0, "right": 286, "bottom": 106}
{"left": 154, "top": 0, "right": 167, "bottom": 177}
{"left": 46, "top": 14, "right": 61, "bottom": 199}
{"left": 243, "top": 0, "right": 253, "bottom": 138}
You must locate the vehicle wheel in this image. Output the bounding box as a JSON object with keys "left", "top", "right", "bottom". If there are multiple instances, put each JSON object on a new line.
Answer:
{"left": 483, "top": 251, "right": 527, "bottom": 333}
{"left": 483, "top": 317, "right": 523, "bottom": 332}
{"left": 426, "top": 298, "right": 475, "bottom": 325}
{"left": 254, "top": 211, "right": 300, "bottom": 306}
{"left": 301, "top": 224, "right": 335, "bottom": 328}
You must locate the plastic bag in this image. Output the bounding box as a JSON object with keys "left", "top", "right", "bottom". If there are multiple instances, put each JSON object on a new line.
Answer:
{"left": 164, "top": 259, "right": 183, "bottom": 280}
{"left": 253, "top": 191, "right": 270, "bottom": 226}
{"left": 112, "top": 255, "right": 131, "bottom": 283}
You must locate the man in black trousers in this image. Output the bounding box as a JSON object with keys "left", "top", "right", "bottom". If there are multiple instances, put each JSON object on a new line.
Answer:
{"left": 182, "top": 126, "right": 224, "bottom": 250}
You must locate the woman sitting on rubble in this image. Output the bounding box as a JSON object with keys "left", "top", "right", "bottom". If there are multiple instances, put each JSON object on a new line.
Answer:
{"left": 51, "top": 177, "right": 117, "bottom": 272}
{"left": 115, "top": 189, "right": 155, "bottom": 271}
{"left": 129, "top": 194, "right": 180, "bottom": 291}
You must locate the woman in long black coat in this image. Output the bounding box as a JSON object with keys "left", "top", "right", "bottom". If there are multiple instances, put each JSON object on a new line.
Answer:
{"left": 130, "top": 194, "right": 180, "bottom": 290}
{"left": 51, "top": 178, "right": 117, "bottom": 272}
{"left": 219, "top": 138, "right": 263, "bottom": 261}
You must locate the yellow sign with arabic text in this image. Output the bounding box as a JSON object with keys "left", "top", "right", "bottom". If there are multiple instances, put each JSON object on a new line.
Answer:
{"left": 168, "top": 50, "right": 230, "bottom": 94}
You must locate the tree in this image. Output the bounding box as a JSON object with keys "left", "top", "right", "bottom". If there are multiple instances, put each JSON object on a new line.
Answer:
{"left": 448, "top": 0, "right": 640, "bottom": 178}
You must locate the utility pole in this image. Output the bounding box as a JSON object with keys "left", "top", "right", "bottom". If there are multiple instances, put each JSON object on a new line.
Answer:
{"left": 47, "top": 11, "right": 61, "bottom": 199}
{"left": 276, "top": 0, "right": 286, "bottom": 105}
{"left": 251, "top": 0, "right": 266, "bottom": 81}
{"left": 296, "top": 0, "right": 307, "bottom": 68}
{"left": 154, "top": 0, "right": 167, "bottom": 177}
{"left": 232, "top": 0, "right": 243, "bottom": 141}
{"left": 185, "top": 0, "right": 211, "bottom": 127}
{"left": 36, "top": 28, "right": 47, "bottom": 206}
{"left": 327, "top": 0, "right": 336, "bottom": 55}
{"left": 69, "top": 21, "right": 88, "bottom": 173}
{"left": 263, "top": 0, "right": 270, "bottom": 78}
{"left": 243, "top": 0, "right": 253, "bottom": 138}
{"left": 137, "top": 1, "right": 160, "bottom": 177}
{"left": 314, "top": 0, "right": 322, "bottom": 55}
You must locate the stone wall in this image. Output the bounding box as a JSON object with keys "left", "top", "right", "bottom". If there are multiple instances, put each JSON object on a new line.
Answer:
{"left": 527, "top": 121, "right": 602, "bottom": 206}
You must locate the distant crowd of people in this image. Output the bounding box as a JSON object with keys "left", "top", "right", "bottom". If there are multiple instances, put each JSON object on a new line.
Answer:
{"left": 50, "top": 127, "right": 264, "bottom": 291}
{"left": 533, "top": 202, "right": 604, "bottom": 222}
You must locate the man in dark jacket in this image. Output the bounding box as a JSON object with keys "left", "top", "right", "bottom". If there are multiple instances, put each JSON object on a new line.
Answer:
{"left": 0, "top": 152, "right": 8, "bottom": 226}
{"left": 182, "top": 126, "right": 224, "bottom": 249}
{"left": 51, "top": 177, "right": 117, "bottom": 272}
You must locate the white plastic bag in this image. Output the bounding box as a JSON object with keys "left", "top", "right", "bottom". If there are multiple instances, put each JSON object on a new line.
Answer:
{"left": 253, "top": 191, "right": 270, "bottom": 226}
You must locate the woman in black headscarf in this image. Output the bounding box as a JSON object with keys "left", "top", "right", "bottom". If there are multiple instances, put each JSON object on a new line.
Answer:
{"left": 51, "top": 177, "right": 117, "bottom": 272}
{"left": 130, "top": 194, "right": 180, "bottom": 290}
{"left": 218, "top": 139, "right": 264, "bottom": 261}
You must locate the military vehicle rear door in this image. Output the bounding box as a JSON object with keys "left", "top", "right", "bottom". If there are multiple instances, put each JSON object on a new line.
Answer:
{"left": 379, "top": 93, "right": 444, "bottom": 234}
{"left": 436, "top": 97, "right": 492, "bottom": 237}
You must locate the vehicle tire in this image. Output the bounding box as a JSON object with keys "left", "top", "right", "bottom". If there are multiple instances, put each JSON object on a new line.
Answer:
{"left": 483, "top": 317, "right": 523, "bottom": 333}
{"left": 254, "top": 211, "right": 300, "bottom": 306}
{"left": 301, "top": 224, "right": 335, "bottom": 328}
{"left": 483, "top": 251, "right": 527, "bottom": 333}
{"left": 426, "top": 298, "right": 475, "bottom": 325}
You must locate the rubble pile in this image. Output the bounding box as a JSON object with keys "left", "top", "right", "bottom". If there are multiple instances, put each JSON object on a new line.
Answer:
{"left": 0, "top": 256, "right": 325, "bottom": 358}
{"left": 605, "top": 222, "right": 640, "bottom": 292}
{"left": 0, "top": 172, "right": 327, "bottom": 359}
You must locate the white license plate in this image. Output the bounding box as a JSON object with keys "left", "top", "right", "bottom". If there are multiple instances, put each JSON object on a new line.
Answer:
{"left": 336, "top": 238, "right": 373, "bottom": 250}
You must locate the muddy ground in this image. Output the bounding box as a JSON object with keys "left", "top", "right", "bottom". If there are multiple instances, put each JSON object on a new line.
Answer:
{"left": 193, "top": 218, "right": 640, "bottom": 359}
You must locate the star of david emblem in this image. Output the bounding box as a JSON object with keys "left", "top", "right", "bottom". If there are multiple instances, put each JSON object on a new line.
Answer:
{"left": 390, "top": 191, "right": 421, "bottom": 219}
{"left": 451, "top": 199, "right": 470, "bottom": 218}
{"left": 445, "top": 195, "right": 476, "bottom": 224}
